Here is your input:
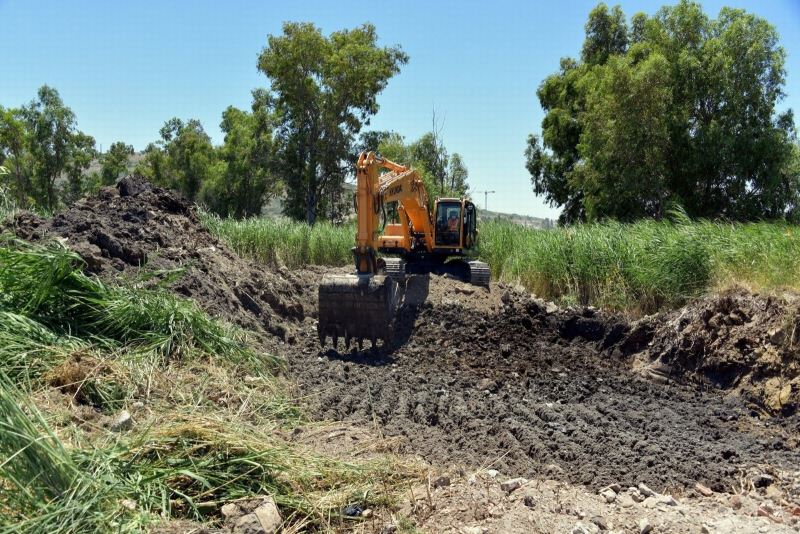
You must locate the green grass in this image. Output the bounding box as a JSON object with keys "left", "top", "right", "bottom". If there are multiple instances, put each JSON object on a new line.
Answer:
{"left": 201, "top": 211, "right": 354, "bottom": 269}
{"left": 0, "top": 237, "right": 265, "bottom": 370}
{"left": 202, "top": 212, "right": 800, "bottom": 313}
{"left": 0, "top": 238, "right": 423, "bottom": 532}
{"left": 0, "top": 374, "right": 420, "bottom": 532}
{"left": 480, "top": 218, "right": 800, "bottom": 312}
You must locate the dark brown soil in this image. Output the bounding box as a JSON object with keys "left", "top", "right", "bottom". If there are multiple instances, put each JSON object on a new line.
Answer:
{"left": 7, "top": 179, "right": 799, "bottom": 496}
{"left": 5, "top": 176, "right": 307, "bottom": 343}
{"left": 287, "top": 277, "right": 800, "bottom": 493}
{"left": 634, "top": 289, "right": 800, "bottom": 415}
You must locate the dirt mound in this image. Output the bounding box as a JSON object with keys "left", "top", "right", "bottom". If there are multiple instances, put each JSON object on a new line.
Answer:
{"left": 621, "top": 289, "right": 800, "bottom": 415}
{"left": 288, "top": 276, "right": 800, "bottom": 493}
{"left": 5, "top": 176, "right": 306, "bottom": 342}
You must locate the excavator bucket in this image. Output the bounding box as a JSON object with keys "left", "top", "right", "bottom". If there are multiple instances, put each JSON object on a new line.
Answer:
{"left": 318, "top": 274, "right": 398, "bottom": 350}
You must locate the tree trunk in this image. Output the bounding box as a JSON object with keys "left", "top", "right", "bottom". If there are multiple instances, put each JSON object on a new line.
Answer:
{"left": 306, "top": 187, "right": 317, "bottom": 225}
{"left": 305, "top": 148, "right": 318, "bottom": 225}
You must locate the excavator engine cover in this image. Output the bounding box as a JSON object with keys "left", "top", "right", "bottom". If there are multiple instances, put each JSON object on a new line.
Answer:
{"left": 318, "top": 274, "right": 398, "bottom": 349}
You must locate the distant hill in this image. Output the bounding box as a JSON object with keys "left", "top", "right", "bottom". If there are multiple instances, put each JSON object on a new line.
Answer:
{"left": 476, "top": 208, "right": 554, "bottom": 229}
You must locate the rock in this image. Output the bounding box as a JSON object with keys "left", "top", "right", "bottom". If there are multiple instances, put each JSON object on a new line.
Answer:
{"left": 730, "top": 494, "right": 743, "bottom": 509}
{"left": 641, "top": 497, "right": 658, "bottom": 509}
{"left": 500, "top": 477, "right": 528, "bottom": 493}
{"left": 544, "top": 463, "right": 565, "bottom": 477}
{"left": 629, "top": 489, "right": 645, "bottom": 503}
{"left": 221, "top": 502, "right": 242, "bottom": 518}
{"left": 757, "top": 505, "right": 779, "bottom": 522}
{"left": 765, "top": 484, "right": 782, "bottom": 500}
{"left": 485, "top": 469, "right": 499, "bottom": 478}
{"left": 131, "top": 401, "right": 145, "bottom": 412}
{"left": 752, "top": 473, "right": 774, "bottom": 488}
{"left": 381, "top": 524, "right": 398, "bottom": 534}
{"left": 343, "top": 505, "right": 362, "bottom": 516}
{"left": 361, "top": 508, "right": 373, "bottom": 518}
{"left": 523, "top": 495, "right": 535, "bottom": 508}
{"left": 768, "top": 327, "right": 786, "bottom": 345}
{"left": 545, "top": 302, "right": 559, "bottom": 314}
{"left": 600, "top": 488, "right": 617, "bottom": 503}
{"left": 571, "top": 524, "right": 591, "bottom": 534}
{"left": 111, "top": 410, "right": 132, "bottom": 431}
{"left": 639, "top": 518, "right": 653, "bottom": 534}
{"left": 233, "top": 513, "right": 264, "bottom": 534}
{"left": 117, "top": 175, "right": 152, "bottom": 197}
{"left": 120, "top": 499, "right": 136, "bottom": 510}
{"left": 590, "top": 515, "right": 608, "bottom": 530}
{"left": 71, "top": 242, "right": 104, "bottom": 271}
{"left": 460, "top": 527, "right": 487, "bottom": 534}
{"left": 637, "top": 483, "right": 658, "bottom": 497}
{"left": 476, "top": 378, "right": 497, "bottom": 392}
{"left": 253, "top": 499, "right": 282, "bottom": 533}
{"left": 433, "top": 475, "right": 451, "bottom": 488}
{"left": 695, "top": 483, "right": 713, "bottom": 497}
{"left": 603, "top": 483, "right": 621, "bottom": 493}
{"left": 617, "top": 493, "right": 635, "bottom": 508}
{"left": 657, "top": 495, "right": 677, "bottom": 506}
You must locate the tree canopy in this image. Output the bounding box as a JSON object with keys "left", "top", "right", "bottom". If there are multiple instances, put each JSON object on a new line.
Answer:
{"left": 527, "top": 1, "right": 798, "bottom": 223}
{"left": 366, "top": 130, "right": 470, "bottom": 202}
{"left": 258, "top": 22, "right": 407, "bottom": 224}
{"left": 0, "top": 86, "right": 96, "bottom": 210}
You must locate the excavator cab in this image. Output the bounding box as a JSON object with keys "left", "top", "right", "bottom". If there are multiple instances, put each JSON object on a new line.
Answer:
{"left": 434, "top": 199, "right": 478, "bottom": 250}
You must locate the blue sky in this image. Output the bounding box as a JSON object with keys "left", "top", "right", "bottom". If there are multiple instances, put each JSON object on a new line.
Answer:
{"left": 1, "top": 0, "right": 799, "bottom": 218}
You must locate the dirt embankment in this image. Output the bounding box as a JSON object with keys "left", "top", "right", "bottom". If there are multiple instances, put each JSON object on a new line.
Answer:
{"left": 633, "top": 290, "right": 800, "bottom": 415}
{"left": 7, "top": 178, "right": 799, "bottom": 501}
{"left": 5, "top": 176, "right": 309, "bottom": 343}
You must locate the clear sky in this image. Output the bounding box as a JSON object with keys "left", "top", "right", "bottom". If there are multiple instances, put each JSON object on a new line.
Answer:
{"left": 1, "top": 0, "right": 799, "bottom": 218}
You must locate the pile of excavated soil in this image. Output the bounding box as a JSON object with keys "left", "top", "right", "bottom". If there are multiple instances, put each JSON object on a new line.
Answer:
{"left": 288, "top": 276, "right": 800, "bottom": 493}
{"left": 5, "top": 176, "right": 307, "bottom": 343}
{"left": 628, "top": 289, "right": 800, "bottom": 415}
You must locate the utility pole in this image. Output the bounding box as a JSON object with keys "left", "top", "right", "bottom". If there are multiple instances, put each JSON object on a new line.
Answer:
{"left": 475, "top": 190, "right": 495, "bottom": 211}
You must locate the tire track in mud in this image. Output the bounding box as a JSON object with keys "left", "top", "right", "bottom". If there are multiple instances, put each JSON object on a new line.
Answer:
{"left": 289, "top": 276, "right": 800, "bottom": 492}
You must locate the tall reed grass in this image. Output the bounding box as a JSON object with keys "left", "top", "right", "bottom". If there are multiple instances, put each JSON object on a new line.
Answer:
{"left": 202, "top": 212, "right": 800, "bottom": 313}
{"left": 480, "top": 218, "right": 800, "bottom": 312}
{"left": 201, "top": 211, "right": 353, "bottom": 268}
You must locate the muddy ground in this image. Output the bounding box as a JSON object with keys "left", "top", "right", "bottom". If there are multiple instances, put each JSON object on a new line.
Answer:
{"left": 288, "top": 276, "right": 800, "bottom": 494}
{"left": 8, "top": 179, "right": 800, "bottom": 530}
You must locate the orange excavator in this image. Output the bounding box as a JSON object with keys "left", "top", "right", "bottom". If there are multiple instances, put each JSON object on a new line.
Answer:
{"left": 318, "top": 151, "right": 490, "bottom": 349}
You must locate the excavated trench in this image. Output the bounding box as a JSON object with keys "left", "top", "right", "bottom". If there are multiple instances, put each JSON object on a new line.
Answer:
{"left": 8, "top": 178, "right": 799, "bottom": 495}
{"left": 287, "top": 276, "right": 800, "bottom": 493}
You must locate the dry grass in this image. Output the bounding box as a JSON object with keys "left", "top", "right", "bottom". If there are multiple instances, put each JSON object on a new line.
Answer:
{"left": 0, "top": 239, "right": 426, "bottom": 533}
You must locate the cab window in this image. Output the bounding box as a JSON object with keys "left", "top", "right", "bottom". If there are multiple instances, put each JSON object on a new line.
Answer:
{"left": 435, "top": 202, "right": 462, "bottom": 246}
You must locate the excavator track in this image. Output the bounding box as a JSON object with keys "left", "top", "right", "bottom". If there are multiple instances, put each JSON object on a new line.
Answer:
{"left": 467, "top": 260, "right": 491, "bottom": 287}
{"left": 318, "top": 274, "right": 398, "bottom": 350}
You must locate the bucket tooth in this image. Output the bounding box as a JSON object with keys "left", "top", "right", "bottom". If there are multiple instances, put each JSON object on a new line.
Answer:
{"left": 318, "top": 274, "right": 398, "bottom": 351}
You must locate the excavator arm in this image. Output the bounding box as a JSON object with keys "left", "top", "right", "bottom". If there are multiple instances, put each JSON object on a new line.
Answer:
{"left": 352, "top": 152, "right": 433, "bottom": 274}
